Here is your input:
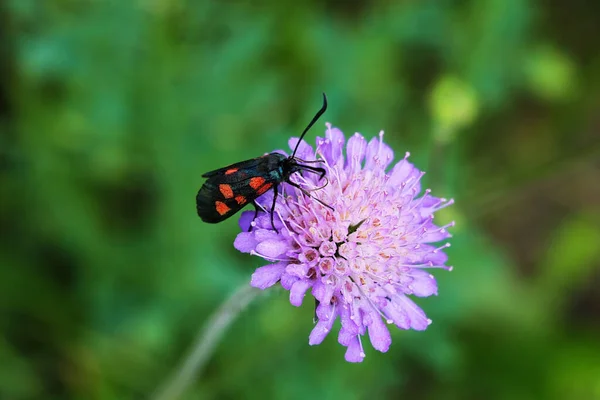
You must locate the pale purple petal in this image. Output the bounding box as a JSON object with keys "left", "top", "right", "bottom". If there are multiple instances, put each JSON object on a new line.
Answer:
{"left": 344, "top": 336, "right": 365, "bottom": 363}
{"left": 418, "top": 195, "right": 451, "bottom": 218}
{"left": 254, "top": 191, "right": 275, "bottom": 215}
{"left": 364, "top": 136, "right": 387, "bottom": 170}
{"left": 309, "top": 303, "right": 336, "bottom": 345}
{"left": 315, "top": 301, "right": 336, "bottom": 322}
{"left": 383, "top": 301, "right": 411, "bottom": 330}
{"left": 254, "top": 229, "right": 281, "bottom": 242}
{"left": 396, "top": 294, "right": 430, "bottom": 331}
{"left": 280, "top": 273, "right": 299, "bottom": 290}
{"left": 338, "top": 325, "right": 356, "bottom": 347}
{"left": 309, "top": 319, "right": 333, "bottom": 345}
{"left": 256, "top": 239, "right": 288, "bottom": 258}
{"left": 289, "top": 279, "right": 312, "bottom": 306}
{"left": 285, "top": 263, "right": 309, "bottom": 278}
{"left": 415, "top": 245, "right": 449, "bottom": 265}
{"left": 376, "top": 133, "right": 395, "bottom": 170}
{"left": 409, "top": 269, "right": 438, "bottom": 297}
{"left": 338, "top": 305, "right": 359, "bottom": 344}
{"left": 250, "top": 262, "right": 287, "bottom": 289}
{"left": 311, "top": 279, "right": 335, "bottom": 304}
{"left": 233, "top": 232, "right": 257, "bottom": 253}
{"left": 346, "top": 133, "right": 367, "bottom": 171}
{"left": 421, "top": 227, "right": 451, "bottom": 243}
{"left": 388, "top": 157, "right": 421, "bottom": 193}
{"left": 315, "top": 136, "right": 331, "bottom": 163}
{"left": 325, "top": 124, "right": 345, "bottom": 166}
{"left": 367, "top": 313, "right": 392, "bottom": 353}
{"left": 288, "top": 138, "right": 314, "bottom": 160}
{"left": 238, "top": 211, "right": 255, "bottom": 231}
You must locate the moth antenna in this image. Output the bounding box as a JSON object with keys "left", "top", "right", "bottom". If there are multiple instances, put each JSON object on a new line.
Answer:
{"left": 291, "top": 93, "right": 328, "bottom": 159}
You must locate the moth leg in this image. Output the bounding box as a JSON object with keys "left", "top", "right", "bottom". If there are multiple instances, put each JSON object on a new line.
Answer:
{"left": 248, "top": 202, "right": 260, "bottom": 232}
{"left": 269, "top": 184, "right": 279, "bottom": 233}
{"left": 298, "top": 165, "right": 326, "bottom": 180}
{"left": 287, "top": 180, "right": 334, "bottom": 211}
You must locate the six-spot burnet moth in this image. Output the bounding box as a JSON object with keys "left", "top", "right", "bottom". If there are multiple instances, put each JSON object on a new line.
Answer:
{"left": 196, "top": 93, "right": 333, "bottom": 231}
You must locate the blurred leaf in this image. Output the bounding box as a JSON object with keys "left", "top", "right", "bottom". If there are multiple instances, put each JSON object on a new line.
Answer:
{"left": 429, "top": 75, "right": 479, "bottom": 141}
{"left": 0, "top": 337, "right": 43, "bottom": 399}
{"left": 525, "top": 45, "right": 577, "bottom": 102}
{"left": 537, "top": 212, "right": 600, "bottom": 300}
{"left": 547, "top": 337, "right": 600, "bottom": 400}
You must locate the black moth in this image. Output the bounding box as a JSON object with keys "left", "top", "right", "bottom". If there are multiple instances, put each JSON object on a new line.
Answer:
{"left": 196, "top": 93, "right": 332, "bottom": 231}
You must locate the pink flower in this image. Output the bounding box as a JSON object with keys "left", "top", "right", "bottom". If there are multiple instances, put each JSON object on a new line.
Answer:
{"left": 234, "top": 124, "right": 454, "bottom": 362}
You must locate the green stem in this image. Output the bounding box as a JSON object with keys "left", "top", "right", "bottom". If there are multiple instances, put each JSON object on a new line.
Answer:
{"left": 152, "top": 283, "right": 261, "bottom": 400}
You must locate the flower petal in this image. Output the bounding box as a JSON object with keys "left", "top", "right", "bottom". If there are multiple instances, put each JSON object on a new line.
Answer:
{"left": 309, "top": 303, "right": 336, "bottom": 345}
{"left": 238, "top": 211, "right": 255, "bottom": 231}
{"left": 409, "top": 269, "right": 438, "bottom": 297}
{"left": 311, "top": 279, "right": 336, "bottom": 304}
{"left": 344, "top": 336, "right": 365, "bottom": 363}
{"left": 250, "top": 262, "right": 287, "bottom": 289}
{"left": 364, "top": 134, "right": 394, "bottom": 171}
{"left": 377, "top": 132, "right": 394, "bottom": 170}
{"left": 289, "top": 279, "right": 312, "bottom": 306}
{"left": 367, "top": 313, "right": 392, "bottom": 353}
{"left": 421, "top": 225, "right": 451, "bottom": 243}
{"left": 254, "top": 229, "right": 281, "bottom": 242}
{"left": 256, "top": 239, "right": 288, "bottom": 258}
{"left": 388, "top": 157, "right": 421, "bottom": 193}
{"left": 383, "top": 300, "right": 411, "bottom": 330}
{"left": 396, "top": 294, "right": 430, "bottom": 331}
{"left": 285, "top": 263, "right": 309, "bottom": 278}
{"left": 233, "top": 232, "right": 257, "bottom": 253}
{"left": 338, "top": 305, "right": 359, "bottom": 345}
{"left": 325, "top": 124, "right": 346, "bottom": 166}
{"left": 346, "top": 133, "right": 366, "bottom": 171}
{"left": 280, "top": 273, "right": 299, "bottom": 290}
{"left": 288, "top": 138, "right": 314, "bottom": 160}
{"left": 254, "top": 192, "right": 274, "bottom": 216}
{"left": 423, "top": 249, "right": 449, "bottom": 266}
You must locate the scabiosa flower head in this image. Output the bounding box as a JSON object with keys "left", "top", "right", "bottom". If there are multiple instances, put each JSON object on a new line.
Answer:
{"left": 234, "top": 124, "right": 454, "bottom": 362}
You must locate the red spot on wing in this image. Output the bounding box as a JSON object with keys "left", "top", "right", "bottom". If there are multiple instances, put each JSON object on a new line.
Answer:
{"left": 219, "top": 184, "right": 234, "bottom": 199}
{"left": 256, "top": 182, "right": 273, "bottom": 196}
{"left": 215, "top": 201, "right": 231, "bottom": 216}
{"left": 249, "top": 177, "right": 266, "bottom": 189}
{"left": 225, "top": 168, "right": 238, "bottom": 175}
{"left": 235, "top": 195, "right": 247, "bottom": 205}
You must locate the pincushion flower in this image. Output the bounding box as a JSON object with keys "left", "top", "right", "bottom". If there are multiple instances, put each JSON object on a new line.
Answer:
{"left": 234, "top": 123, "right": 454, "bottom": 362}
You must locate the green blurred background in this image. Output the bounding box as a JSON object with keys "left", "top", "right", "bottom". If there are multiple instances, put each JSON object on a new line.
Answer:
{"left": 1, "top": 1, "right": 599, "bottom": 399}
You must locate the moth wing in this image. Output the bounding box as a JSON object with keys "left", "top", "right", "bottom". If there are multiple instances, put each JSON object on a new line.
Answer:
{"left": 196, "top": 174, "right": 274, "bottom": 223}
{"left": 201, "top": 157, "right": 264, "bottom": 178}
{"left": 196, "top": 189, "right": 248, "bottom": 223}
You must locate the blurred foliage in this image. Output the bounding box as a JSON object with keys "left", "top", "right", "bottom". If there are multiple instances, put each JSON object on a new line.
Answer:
{"left": 1, "top": 0, "right": 599, "bottom": 399}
